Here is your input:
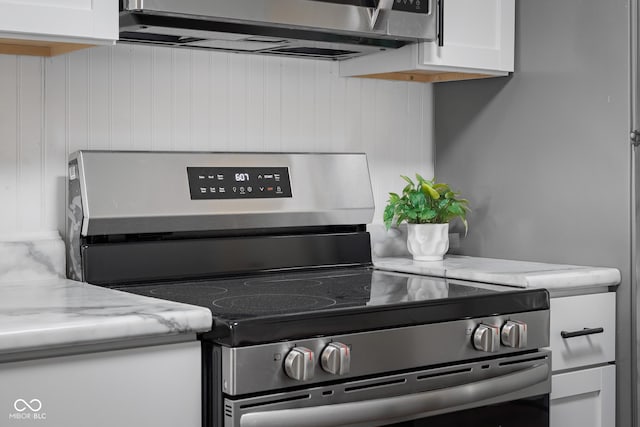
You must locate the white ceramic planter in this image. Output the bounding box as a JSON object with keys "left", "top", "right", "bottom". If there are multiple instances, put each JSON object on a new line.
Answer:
{"left": 406, "top": 223, "right": 449, "bottom": 261}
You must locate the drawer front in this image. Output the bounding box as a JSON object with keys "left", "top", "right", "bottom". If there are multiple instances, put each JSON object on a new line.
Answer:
{"left": 550, "top": 365, "right": 616, "bottom": 427}
{"left": 549, "top": 293, "right": 615, "bottom": 371}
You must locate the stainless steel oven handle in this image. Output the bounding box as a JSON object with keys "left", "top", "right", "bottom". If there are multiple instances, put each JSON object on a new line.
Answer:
{"left": 240, "top": 364, "right": 549, "bottom": 427}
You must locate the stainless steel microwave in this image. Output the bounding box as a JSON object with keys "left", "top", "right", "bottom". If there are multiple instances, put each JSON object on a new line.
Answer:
{"left": 119, "top": 0, "right": 442, "bottom": 60}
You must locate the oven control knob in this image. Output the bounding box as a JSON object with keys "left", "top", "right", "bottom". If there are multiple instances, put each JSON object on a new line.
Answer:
{"left": 473, "top": 324, "right": 500, "bottom": 352}
{"left": 501, "top": 320, "right": 528, "bottom": 348}
{"left": 284, "top": 347, "right": 315, "bottom": 381}
{"left": 321, "top": 342, "right": 351, "bottom": 375}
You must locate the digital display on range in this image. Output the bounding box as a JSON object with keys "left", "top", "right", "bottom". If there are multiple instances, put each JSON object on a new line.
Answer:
{"left": 187, "top": 167, "right": 292, "bottom": 200}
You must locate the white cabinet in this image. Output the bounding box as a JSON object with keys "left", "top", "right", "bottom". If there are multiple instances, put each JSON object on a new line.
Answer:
{"left": 339, "top": 0, "right": 514, "bottom": 83}
{"left": 549, "top": 293, "right": 616, "bottom": 371}
{"left": 0, "top": 0, "right": 117, "bottom": 56}
{"left": 548, "top": 292, "right": 616, "bottom": 427}
{"left": 550, "top": 365, "right": 615, "bottom": 427}
{"left": 1, "top": 341, "right": 201, "bottom": 427}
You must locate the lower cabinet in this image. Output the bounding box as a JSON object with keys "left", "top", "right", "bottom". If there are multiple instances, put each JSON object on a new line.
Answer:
{"left": 548, "top": 292, "right": 616, "bottom": 427}
{"left": 0, "top": 341, "right": 201, "bottom": 427}
{"left": 550, "top": 365, "right": 615, "bottom": 427}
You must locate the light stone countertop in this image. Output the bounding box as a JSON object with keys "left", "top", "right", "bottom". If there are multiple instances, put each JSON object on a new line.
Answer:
{"left": 0, "top": 232, "right": 66, "bottom": 283}
{"left": 0, "top": 231, "right": 620, "bottom": 356}
{"left": 0, "top": 277, "right": 212, "bottom": 355}
{"left": 0, "top": 233, "right": 212, "bottom": 356}
{"left": 374, "top": 255, "right": 621, "bottom": 292}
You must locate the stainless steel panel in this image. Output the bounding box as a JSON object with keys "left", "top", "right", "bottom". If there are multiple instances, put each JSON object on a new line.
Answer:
{"left": 633, "top": 0, "right": 640, "bottom": 424}
{"left": 635, "top": 140, "right": 640, "bottom": 427}
{"left": 119, "top": 24, "right": 388, "bottom": 60}
{"left": 124, "top": 0, "right": 436, "bottom": 40}
{"left": 71, "top": 151, "right": 374, "bottom": 236}
{"left": 221, "top": 309, "right": 549, "bottom": 395}
{"left": 223, "top": 350, "right": 551, "bottom": 427}
{"left": 67, "top": 159, "right": 84, "bottom": 281}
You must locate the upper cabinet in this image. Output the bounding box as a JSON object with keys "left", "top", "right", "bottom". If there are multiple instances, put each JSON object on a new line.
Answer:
{"left": 340, "top": 0, "right": 515, "bottom": 83}
{"left": 0, "top": 0, "right": 117, "bottom": 57}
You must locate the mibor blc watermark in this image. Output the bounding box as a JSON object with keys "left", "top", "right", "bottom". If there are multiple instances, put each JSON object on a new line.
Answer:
{"left": 9, "top": 399, "right": 46, "bottom": 421}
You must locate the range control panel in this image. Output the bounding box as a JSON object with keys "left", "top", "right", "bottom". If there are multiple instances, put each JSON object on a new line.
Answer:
{"left": 187, "top": 167, "right": 292, "bottom": 200}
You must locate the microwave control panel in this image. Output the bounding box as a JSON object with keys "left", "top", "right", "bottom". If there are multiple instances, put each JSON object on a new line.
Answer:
{"left": 392, "top": 0, "right": 428, "bottom": 14}
{"left": 187, "top": 167, "right": 292, "bottom": 200}
{"left": 319, "top": 0, "right": 429, "bottom": 14}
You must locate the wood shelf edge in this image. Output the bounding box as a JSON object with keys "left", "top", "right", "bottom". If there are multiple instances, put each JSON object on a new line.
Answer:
{"left": 0, "top": 38, "right": 94, "bottom": 57}
{"left": 354, "top": 71, "right": 505, "bottom": 84}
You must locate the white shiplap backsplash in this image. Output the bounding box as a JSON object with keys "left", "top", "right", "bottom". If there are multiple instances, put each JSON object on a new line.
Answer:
{"left": 0, "top": 44, "right": 434, "bottom": 238}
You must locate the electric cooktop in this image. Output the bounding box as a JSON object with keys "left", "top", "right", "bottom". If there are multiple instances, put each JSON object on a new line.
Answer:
{"left": 117, "top": 267, "right": 549, "bottom": 346}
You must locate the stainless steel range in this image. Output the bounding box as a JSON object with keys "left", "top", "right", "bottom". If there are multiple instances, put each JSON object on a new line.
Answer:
{"left": 66, "top": 151, "right": 551, "bottom": 427}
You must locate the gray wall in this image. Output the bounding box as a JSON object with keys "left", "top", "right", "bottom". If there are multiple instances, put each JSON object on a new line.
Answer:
{"left": 434, "top": 0, "right": 632, "bottom": 426}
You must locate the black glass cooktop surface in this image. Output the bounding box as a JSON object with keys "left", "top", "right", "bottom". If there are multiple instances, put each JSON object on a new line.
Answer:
{"left": 117, "top": 267, "right": 549, "bottom": 346}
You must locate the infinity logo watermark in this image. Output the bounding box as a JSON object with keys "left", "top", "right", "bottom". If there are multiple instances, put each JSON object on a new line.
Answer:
{"left": 13, "top": 399, "right": 42, "bottom": 412}
{"left": 9, "top": 398, "right": 46, "bottom": 421}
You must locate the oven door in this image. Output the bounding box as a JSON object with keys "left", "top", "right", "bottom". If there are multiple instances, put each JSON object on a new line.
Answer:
{"left": 223, "top": 350, "right": 551, "bottom": 427}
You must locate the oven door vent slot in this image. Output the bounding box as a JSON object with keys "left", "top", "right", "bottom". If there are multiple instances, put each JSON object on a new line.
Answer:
{"left": 416, "top": 367, "right": 472, "bottom": 381}
{"left": 498, "top": 355, "right": 548, "bottom": 367}
{"left": 239, "top": 394, "right": 310, "bottom": 410}
{"left": 344, "top": 378, "right": 406, "bottom": 393}
{"left": 224, "top": 403, "right": 233, "bottom": 418}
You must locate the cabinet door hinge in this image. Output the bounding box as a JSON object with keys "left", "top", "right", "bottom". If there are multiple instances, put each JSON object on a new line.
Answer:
{"left": 631, "top": 130, "right": 640, "bottom": 147}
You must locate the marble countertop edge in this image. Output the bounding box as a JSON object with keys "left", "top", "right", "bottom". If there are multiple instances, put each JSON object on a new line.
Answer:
{"left": 0, "top": 310, "right": 213, "bottom": 355}
{"left": 0, "top": 278, "right": 213, "bottom": 355}
{"left": 373, "top": 255, "right": 621, "bottom": 290}
{"left": 0, "top": 326, "right": 205, "bottom": 356}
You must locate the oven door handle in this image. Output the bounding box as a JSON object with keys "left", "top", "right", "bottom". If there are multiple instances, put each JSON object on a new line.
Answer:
{"left": 240, "top": 363, "right": 549, "bottom": 427}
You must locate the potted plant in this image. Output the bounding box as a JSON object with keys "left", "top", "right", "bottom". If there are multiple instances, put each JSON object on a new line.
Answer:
{"left": 383, "top": 174, "right": 469, "bottom": 261}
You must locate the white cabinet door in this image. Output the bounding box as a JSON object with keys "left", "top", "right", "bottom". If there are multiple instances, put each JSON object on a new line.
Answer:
{"left": 0, "top": 0, "right": 117, "bottom": 44}
{"left": 339, "top": 0, "right": 514, "bottom": 82}
{"left": 419, "top": 0, "right": 514, "bottom": 73}
{"left": 550, "top": 365, "right": 615, "bottom": 427}
{"left": 0, "top": 342, "right": 201, "bottom": 427}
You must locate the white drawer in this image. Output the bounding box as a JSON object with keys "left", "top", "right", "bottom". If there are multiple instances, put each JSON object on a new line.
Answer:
{"left": 550, "top": 365, "right": 616, "bottom": 427}
{"left": 548, "top": 292, "right": 615, "bottom": 372}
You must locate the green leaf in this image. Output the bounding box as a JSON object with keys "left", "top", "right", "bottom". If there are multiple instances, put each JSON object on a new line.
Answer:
{"left": 438, "top": 198, "right": 450, "bottom": 209}
{"left": 421, "top": 183, "right": 440, "bottom": 200}
{"left": 434, "top": 183, "right": 450, "bottom": 194}
{"left": 448, "top": 203, "right": 465, "bottom": 216}
{"left": 383, "top": 205, "right": 395, "bottom": 229}
{"left": 420, "top": 209, "right": 437, "bottom": 221}
{"left": 401, "top": 175, "right": 414, "bottom": 186}
{"left": 415, "top": 173, "right": 432, "bottom": 186}
{"left": 409, "top": 191, "right": 426, "bottom": 207}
